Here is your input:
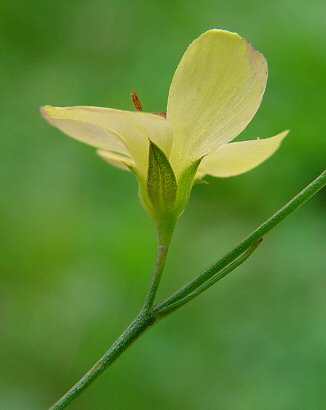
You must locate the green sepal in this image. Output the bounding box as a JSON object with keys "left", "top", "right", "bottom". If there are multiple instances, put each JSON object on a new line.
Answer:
{"left": 193, "top": 177, "right": 208, "bottom": 186}
{"left": 175, "top": 157, "right": 203, "bottom": 215}
{"left": 147, "top": 140, "right": 177, "bottom": 214}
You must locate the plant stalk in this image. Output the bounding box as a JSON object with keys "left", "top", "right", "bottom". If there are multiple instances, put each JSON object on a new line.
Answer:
{"left": 49, "top": 310, "right": 155, "bottom": 409}
{"left": 155, "top": 170, "right": 326, "bottom": 312}
{"left": 154, "top": 239, "right": 262, "bottom": 317}
{"left": 49, "top": 170, "right": 326, "bottom": 409}
{"left": 143, "top": 242, "right": 169, "bottom": 310}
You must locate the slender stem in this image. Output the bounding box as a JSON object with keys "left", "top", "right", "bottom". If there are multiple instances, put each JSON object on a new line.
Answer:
{"left": 49, "top": 170, "right": 325, "bottom": 409}
{"left": 155, "top": 240, "right": 262, "bottom": 317}
{"left": 143, "top": 218, "right": 175, "bottom": 310}
{"left": 50, "top": 222, "right": 174, "bottom": 409}
{"left": 143, "top": 242, "right": 170, "bottom": 310}
{"left": 49, "top": 310, "right": 155, "bottom": 409}
{"left": 155, "top": 170, "right": 326, "bottom": 311}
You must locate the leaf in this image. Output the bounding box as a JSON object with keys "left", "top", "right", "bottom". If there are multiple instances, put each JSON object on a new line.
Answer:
{"left": 147, "top": 140, "right": 177, "bottom": 213}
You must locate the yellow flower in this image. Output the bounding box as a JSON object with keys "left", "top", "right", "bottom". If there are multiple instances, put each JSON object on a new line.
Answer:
{"left": 41, "top": 29, "right": 288, "bottom": 228}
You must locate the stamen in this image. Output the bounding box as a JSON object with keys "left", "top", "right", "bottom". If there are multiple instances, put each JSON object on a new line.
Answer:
{"left": 131, "top": 91, "right": 143, "bottom": 111}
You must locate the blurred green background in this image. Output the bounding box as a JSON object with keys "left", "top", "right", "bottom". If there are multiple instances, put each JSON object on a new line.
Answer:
{"left": 0, "top": 0, "right": 325, "bottom": 409}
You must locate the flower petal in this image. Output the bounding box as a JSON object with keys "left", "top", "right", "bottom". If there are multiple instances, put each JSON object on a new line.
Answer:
{"left": 41, "top": 105, "right": 128, "bottom": 153}
{"left": 198, "top": 131, "right": 288, "bottom": 178}
{"left": 167, "top": 29, "right": 268, "bottom": 164}
{"left": 41, "top": 105, "right": 172, "bottom": 176}
{"left": 97, "top": 149, "right": 134, "bottom": 171}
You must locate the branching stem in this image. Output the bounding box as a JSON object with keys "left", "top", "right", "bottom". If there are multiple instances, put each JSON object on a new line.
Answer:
{"left": 155, "top": 170, "right": 326, "bottom": 312}
{"left": 154, "top": 239, "right": 262, "bottom": 317}
{"left": 49, "top": 170, "right": 325, "bottom": 409}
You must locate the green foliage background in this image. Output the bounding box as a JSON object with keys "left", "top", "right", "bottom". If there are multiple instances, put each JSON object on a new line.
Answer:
{"left": 0, "top": 0, "right": 325, "bottom": 409}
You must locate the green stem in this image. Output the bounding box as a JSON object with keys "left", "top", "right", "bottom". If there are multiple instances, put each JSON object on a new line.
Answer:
{"left": 49, "top": 170, "right": 325, "bottom": 409}
{"left": 142, "top": 218, "right": 175, "bottom": 310}
{"left": 143, "top": 242, "right": 170, "bottom": 310}
{"left": 50, "top": 221, "right": 174, "bottom": 409}
{"left": 155, "top": 170, "right": 326, "bottom": 312}
{"left": 155, "top": 240, "right": 262, "bottom": 317}
{"left": 49, "top": 310, "right": 156, "bottom": 409}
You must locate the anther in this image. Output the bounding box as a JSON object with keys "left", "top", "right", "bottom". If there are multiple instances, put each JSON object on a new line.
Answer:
{"left": 131, "top": 91, "right": 143, "bottom": 112}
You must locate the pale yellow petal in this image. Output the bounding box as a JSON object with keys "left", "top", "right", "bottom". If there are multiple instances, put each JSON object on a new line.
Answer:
{"left": 97, "top": 149, "right": 134, "bottom": 171}
{"left": 41, "top": 105, "right": 172, "bottom": 177}
{"left": 198, "top": 131, "right": 288, "bottom": 178}
{"left": 168, "top": 29, "right": 268, "bottom": 167}
{"left": 41, "top": 105, "right": 129, "bottom": 154}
